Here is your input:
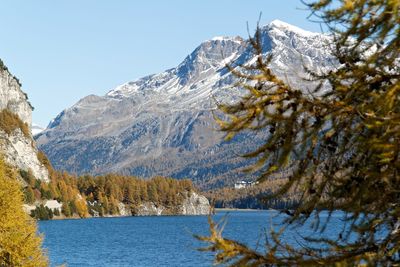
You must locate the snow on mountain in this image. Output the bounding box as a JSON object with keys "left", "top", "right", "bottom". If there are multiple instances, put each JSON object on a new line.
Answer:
{"left": 268, "top": 19, "right": 321, "bottom": 37}
{"left": 36, "top": 20, "right": 334, "bottom": 188}
{"left": 32, "top": 123, "right": 45, "bottom": 136}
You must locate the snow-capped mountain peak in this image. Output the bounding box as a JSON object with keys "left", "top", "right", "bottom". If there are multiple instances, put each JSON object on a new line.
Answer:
{"left": 37, "top": 20, "right": 334, "bottom": 188}
{"left": 105, "top": 21, "right": 327, "bottom": 101}
{"left": 266, "top": 19, "right": 320, "bottom": 37}
{"left": 106, "top": 35, "right": 245, "bottom": 100}
{"left": 211, "top": 36, "right": 243, "bottom": 43}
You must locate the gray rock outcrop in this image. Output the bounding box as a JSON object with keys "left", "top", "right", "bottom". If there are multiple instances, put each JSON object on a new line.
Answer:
{"left": 134, "top": 202, "right": 164, "bottom": 216}
{"left": 118, "top": 202, "right": 132, "bottom": 216}
{"left": 0, "top": 64, "right": 49, "bottom": 181}
{"left": 179, "top": 192, "right": 210, "bottom": 215}
{"left": 133, "top": 191, "right": 210, "bottom": 216}
{"left": 0, "top": 66, "right": 32, "bottom": 126}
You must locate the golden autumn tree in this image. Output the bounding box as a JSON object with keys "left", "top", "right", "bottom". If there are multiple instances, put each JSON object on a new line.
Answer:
{"left": 74, "top": 197, "right": 89, "bottom": 218}
{"left": 0, "top": 159, "right": 48, "bottom": 267}
{"left": 198, "top": 0, "right": 400, "bottom": 266}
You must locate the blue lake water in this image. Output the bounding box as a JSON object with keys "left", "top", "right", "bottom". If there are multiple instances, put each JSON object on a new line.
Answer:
{"left": 39, "top": 211, "right": 345, "bottom": 267}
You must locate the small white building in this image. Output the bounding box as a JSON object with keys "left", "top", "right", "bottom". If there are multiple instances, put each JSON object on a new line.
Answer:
{"left": 44, "top": 200, "right": 63, "bottom": 213}
{"left": 234, "top": 181, "right": 256, "bottom": 189}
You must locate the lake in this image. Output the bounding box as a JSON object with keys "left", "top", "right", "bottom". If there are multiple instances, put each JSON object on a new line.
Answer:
{"left": 39, "top": 210, "right": 345, "bottom": 267}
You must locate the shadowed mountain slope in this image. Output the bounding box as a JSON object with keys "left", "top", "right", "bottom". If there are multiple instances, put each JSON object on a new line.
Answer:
{"left": 36, "top": 21, "right": 334, "bottom": 189}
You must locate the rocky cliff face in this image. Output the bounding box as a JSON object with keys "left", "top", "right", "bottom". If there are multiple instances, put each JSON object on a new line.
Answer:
{"left": 36, "top": 20, "right": 334, "bottom": 188}
{"left": 132, "top": 192, "right": 210, "bottom": 216}
{"left": 179, "top": 192, "right": 210, "bottom": 215}
{"left": 0, "top": 63, "right": 49, "bottom": 182}
{"left": 0, "top": 64, "right": 32, "bottom": 126}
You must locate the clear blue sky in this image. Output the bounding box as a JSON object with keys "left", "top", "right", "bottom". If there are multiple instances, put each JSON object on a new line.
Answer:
{"left": 1, "top": 1, "right": 321, "bottom": 126}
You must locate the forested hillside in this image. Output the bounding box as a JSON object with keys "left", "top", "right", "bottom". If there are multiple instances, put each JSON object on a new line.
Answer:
{"left": 22, "top": 154, "right": 198, "bottom": 219}
{"left": 205, "top": 179, "right": 298, "bottom": 210}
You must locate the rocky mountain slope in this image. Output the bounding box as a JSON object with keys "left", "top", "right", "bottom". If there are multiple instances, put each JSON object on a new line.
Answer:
{"left": 0, "top": 61, "right": 49, "bottom": 182}
{"left": 36, "top": 20, "right": 334, "bottom": 188}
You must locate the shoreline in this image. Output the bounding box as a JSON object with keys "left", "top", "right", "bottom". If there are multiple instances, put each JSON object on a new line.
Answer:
{"left": 215, "top": 208, "right": 271, "bottom": 212}
{"left": 38, "top": 208, "right": 272, "bottom": 222}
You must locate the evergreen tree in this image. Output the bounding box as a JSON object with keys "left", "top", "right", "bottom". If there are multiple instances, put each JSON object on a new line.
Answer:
{"left": 0, "top": 159, "right": 47, "bottom": 266}
{"left": 24, "top": 187, "right": 35, "bottom": 204}
{"left": 61, "top": 202, "right": 71, "bottom": 217}
{"left": 53, "top": 208, "right": 60, "bottom": 217}
{"left": 199, "top": 0, "right": 400, "bottom": 265}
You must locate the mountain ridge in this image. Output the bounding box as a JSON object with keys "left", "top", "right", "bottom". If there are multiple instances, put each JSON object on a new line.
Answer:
{"left": 36, "top": 20, "right": 333, "bottom": 188}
